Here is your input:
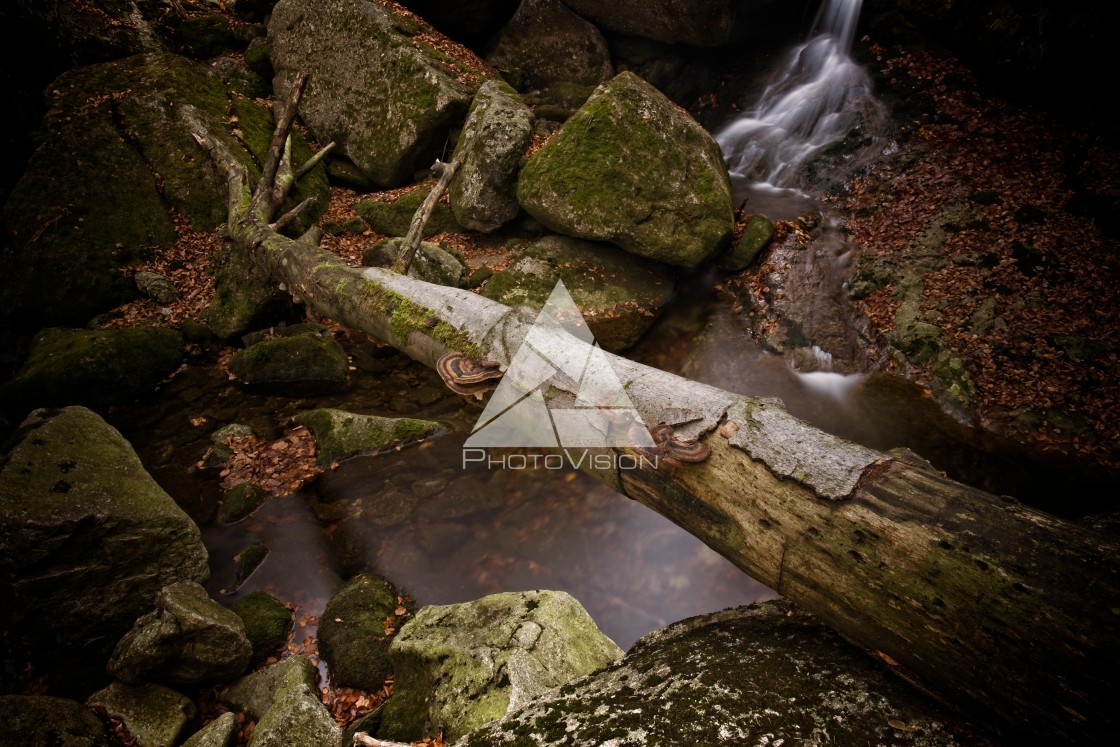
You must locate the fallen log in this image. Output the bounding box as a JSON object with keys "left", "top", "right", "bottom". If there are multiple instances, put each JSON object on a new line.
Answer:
{"left": 183, "top": 77, "right": 1120, "bottom": 743}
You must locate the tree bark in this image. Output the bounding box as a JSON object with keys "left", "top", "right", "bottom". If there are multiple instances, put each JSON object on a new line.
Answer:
{"left": 182, "top": 90, "right": 1120, "bottom": 744}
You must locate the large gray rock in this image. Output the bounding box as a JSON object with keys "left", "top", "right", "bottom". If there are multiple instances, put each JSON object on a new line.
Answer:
{"left": 0, "top": 52, "right": 327, "bottom": 328}
{"left": 0, "top": 407, "right": 208, "bottom": 667}
{"left": 182, "top": 711, "right": 237, "bottom": 747}
{"left": 222, "top": 655, "right": 319, "bottom": 720}
{"left": 486, "top": 0, "right": 613, "bottom": 88}
{"left": 449, "top": 81, "right": 534, "bottom": 232}
{"left": 318, "top": 575, "right": 401, "bottom": 691}
{"left": 248, "top": 665, "right": 342, "bottom": 747}
{"left": 481, "top": 235, "right": 675, "bottom": 351}
{"left": 457, "top": 600, "right": 985, "bottom": 746}
{"left": 86, "top": 682, "right": 196, "bottom": 747}
{"left": 517, "top": 72, "right": 734, "bottom": 268}
{"left": 378, "top": 590, "right": 623, "bottom": 743}
{"left": 108, "top": 581, "right": 252, "bottom": 685}
{"left": 269, "top": 0, "right": 495, "bottom": 186}
{"left": 560, "top": 0, "right": 735, "bottom": 46}
{"left": 0, "top": 327, "right": 184, "bottom": 419}
{"left": 0, "top": 694, "right": 112, "bottom": 747}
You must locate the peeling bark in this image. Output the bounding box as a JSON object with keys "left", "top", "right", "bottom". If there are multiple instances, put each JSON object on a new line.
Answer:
{"left": 183, "top": 83, "right": 1120, "bottom": 743}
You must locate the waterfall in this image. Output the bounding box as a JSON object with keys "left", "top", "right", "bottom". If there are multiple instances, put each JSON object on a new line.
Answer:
{"left": 715, "top": 0, "right": 877, "bottom": 192}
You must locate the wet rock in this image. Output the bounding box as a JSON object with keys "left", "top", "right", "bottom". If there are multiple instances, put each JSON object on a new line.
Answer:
{"left": 449, "top": 80, "right": 535, "bottom": 232}
{"left": 294, "top": 408, "right": 449, "bottom": 464}
{"left": 182, "top": 711, "right": 237, "bottom": 747}
{"left": 0, "top": 407, "right": 208, "bottom": 670}
{"left": 362, "top": 239, "right": 469, "bottom": 288}
{"left": 481, "top": 235, "right": 675, "bottom": 350}
{"left": 248, "top": 663, "right": 341, "bottom": 747}
{"left": 227, "top": 330, "right": 349, "bottom": 388}
{"left": 0, "top": 327, "right": 184, "bottom": 419}
{"left": 108, "top": 580, "right": 252, "bottom": 686}
{"left": 378, "top": 590, "right": 623, "bottom": 742}
{"left": 319, "top": 575, "right": 403, "bottom": 691}
{"left": 269, "top": 0, "right": 495, "bottom": 186}
{"left": 720, "top": 214, "right": 775, "bottom": 271}
{"left": 236, "top": 542, "right": 269, "bottom": 586}
{"left": 222, "top": 655, "right": 318, "bottom": 720}
{"left": 559, "top": 0, "right": 735, "bottom": 46}
{"left": 135, "top": 270, "right": 180, "bottom": 304}
{"left": 85, "top": 682, "right": 196, "bottom": 747}
{"left": 0, "top": 694, "right": 113, "bottom": 747}
{"left": 230, "top": 591, "right": 293, "bottom": 666}
{"left": 458, "top": 600, "right": 982, "bottom": 746}
{"left": 517, "top": 72, "right": 734, "bottom": 268}
{"left": 218, "top": 482, "right": 269, "bottom": 523}
{"left": 486, "top": 0, "right": 613, "bottom": 89}
{"left": 414, "top": 475, "right": 504, "bottom": 521}
{"left": 1, "top": 52, "right": 326, "bottom": 328}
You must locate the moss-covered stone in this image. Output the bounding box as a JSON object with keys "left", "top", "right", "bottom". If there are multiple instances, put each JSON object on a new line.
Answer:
{"left": 219, "top": 481, "right": 269, "bottom": 523}
{"left": 269, "top": 0, "right": 495, "bottom": 186}
{"left": 0, "top": 52, "right": 327, "bottom": 329}
{"left": 175, "top": 13, "right": 241, "bottom": 59}
{"left": 481, "top": 235, "right": 675, "bottom": 351}
{"left": 209, "top": 57, "right": 270, "bottom": 99}
{"left": 354, "top": 185, "right": 461, "bottom": 237}
{"left": 0, "top": 327, "right": 184, "bottom": 419}
{"left": 318, "top": 575, "right": 402, "bottom": 691}
{"left": 517, "top": 72, "right": 733, "bottom": 268}
{"left": 720, "top": 214, "right": 775, "bottom": 271}
{"left": 362, "top": 238, "right": 468, "bottom": 288}
{"left": 85, "top": 683, "right": 196, "bottom": 747}
{"left": 0, "top": 407, "right": 208, "bottom": 669}
{"left": 244, "top": 37, "right": 273, "bottom": 79}
{"left": 181, "top": 711, "right": 237, "bottom": 747}
{"left": 248, "top": 664, "right": 342, "bottom": 747}
{"left": 227, "top": 332, "right": 349, "bottom": 388}
{"left": 236, "top": 542, "right": 270, "bottom": 586}
{"left": 460, "top": 600, "right": 983, "bottom": 746}
{"left": 230, "top": 592, "right": 292, "bottom": 666}
{"left": 294, "top": 408, "right": 448, "bottom": 465}
{"left": 0, "top": 694, "right": 112, "bottom": 747}
{"left": 930, "top": 353, "right": 976, "bottom": 410}
{"left": 378, "top": 590, "right": 622, "bottom": 743}
{"left": 485, "top": 0, "right": 613, "bottom": 89}
{"left": 222, "top": 655, "right": 318, "bottom": 721}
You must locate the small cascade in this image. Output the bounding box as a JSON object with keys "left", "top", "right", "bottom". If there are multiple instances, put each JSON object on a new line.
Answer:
{"left": 715, "top": 0, "right": 880, "bottom": 196}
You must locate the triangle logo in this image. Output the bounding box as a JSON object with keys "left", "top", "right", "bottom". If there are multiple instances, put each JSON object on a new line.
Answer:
{"left": 464, "top": 280, "right": 656, "bottom": 449}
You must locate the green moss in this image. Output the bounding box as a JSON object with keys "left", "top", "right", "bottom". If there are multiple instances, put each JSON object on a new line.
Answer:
{"left": 318, "top": 575, "right": 400, "bottom": 690}
{"left": 294, "top": 408, "right": 447, "bottom": 465}
{"left": 227, "top": 333, "right": 349, "bottom": 386}
{"left": 354, "top": 185, "right": 460, "bottom": 237}
{"left": 219, "top": 482, "right": 268, "bottom": 523}
{"left": 237, "top": 542, "right": 269, "bottom": 585}
{"left": 230, "top": 592, "right": 292, "bottom": 666}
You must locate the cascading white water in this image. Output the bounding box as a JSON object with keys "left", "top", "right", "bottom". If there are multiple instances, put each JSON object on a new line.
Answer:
{"left": 715, "top": 0, "right": 876, "bottom": 192}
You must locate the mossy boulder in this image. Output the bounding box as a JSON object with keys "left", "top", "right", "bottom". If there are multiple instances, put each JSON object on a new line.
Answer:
{"left": 108, "top": 580, "right": 252, "bottom": 685}
{"left": 0, "top": 407, "right": 209, "bottom": 669}
{"left": 449, "top": 80, "right": 534, "bottom": 232}
{"left": 218, "top": 481, "right": 269, "bottom": 523}
{"left": 269, "top": 0, "right": 495, "bottom": 186}
{"left": 85, "top": 683, "right": 196, "bottom": 747}
{"left": 0, "top": 52, "right": 327, "bottom": 328}
{"left": 230, "top": 592, "right": 293, "bottom": 666}
{"left": 721, "top": 214, "right": 775, "bottom": 271}
{"left": 378, "top": 590, "right": 622, "bottom": 743}
{"left": 0, "top": 327, "right": 184, "bottom": 419}
{"left": 560, "top": 0, "right": 735, "bottom": 46}
{"left": 227, "top": 330, "right": 349, "bottom": 388}
{"left": 0, "top": 694, "right": 112, "bottom": 747}
{"left": 354, "top": 185, "right": 462, "bottom": 237}
{"left": 517, "top": 72, "right": 734, "bottom": 268}
{"left": 481, "top": 235, "right": 675, "bottom": 351}
{"left": 318, "top": 575, "right": 403, "bottom": 691}
{"left": 222, "top": 655, "right": 318, "bottom": 720}
{"left": 362, "top": 238, "right": 469, "bottom": 288}
{"left": 182, "top": 711, "right": 237, "bottom": 747}
{"left": 295, "top": 407, "right": 448, "bottom": 465}
{"left": 248, "top": 664, "right": 342, "bottom": 747}
{"left": 459, "top": 600, "right": 981, "bottom": 746}
{"left": 486, "top": 0, "right": 613, "bottom": 89}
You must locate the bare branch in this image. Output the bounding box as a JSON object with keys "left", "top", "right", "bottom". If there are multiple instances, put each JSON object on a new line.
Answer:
{"left": 269, "top": 197, "right": 317, "bottom": 233}
{"left": 352, "top": 734, "right": 411, "bottom": 747}
{"left": 295, "top": 141, "right": 336, "bottom": 182}
{"left": 392, "top": 155, "right": 462, "bottom": 274}
{"left": 253, "top": 71, "right": 309, "bottom": 219}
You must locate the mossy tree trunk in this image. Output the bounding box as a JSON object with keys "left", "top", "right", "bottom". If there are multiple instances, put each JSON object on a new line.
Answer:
{"left": 185, "top": 77, "right": 1120, "bottom": 744}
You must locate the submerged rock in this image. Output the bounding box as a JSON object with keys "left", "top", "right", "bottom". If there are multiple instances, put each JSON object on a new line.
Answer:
{"left": 269, "top": 0, "right": 495, "bottom": 186}
{"left": 318, "top": 575, "right": 403, "bottom": 691}
{"left": 108, "top": 580, "right": 252, "bottom": 686}
{"left": 0, "top": 407, "right": 208, "bottom": 669}
{"left": 482, "top": 235, "right": 676, "bottom": 350}
{"left": 450, "top": 80, "right": 535, "bottom": 232}
{"left": 86, "top": 682, "right": 196, "bottom": 747}
{"left": 486, "top": 0, "right": 613, "bottom": 89}
{"left": 517, "top": 72, "right": 734, "bottom": 268}
{"left": 457, "top": 599, "right": 982, "bottom": 746}
{"left": 0, "top": 326, "right": 184, "bottom": 419}
{"left": 0, "top": 694, "right": 112, "bottom": 747}
{"left": 378, "top": 590, "right": 622, "bottom": 742}
{"left": 295, "top": 408, "right": 448, "bottom": 464}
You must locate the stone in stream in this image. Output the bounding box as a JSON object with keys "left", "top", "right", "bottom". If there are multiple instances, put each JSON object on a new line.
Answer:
{"left": 318, "top": 574, "right": 406, "bottom": 691}
{"left": 294, "top": 408, "right": 449, "bottom": 465}
{"left": 246, "top": 663, "right": 341, "bottom": 747}
{"left": 226, "top": 327, "right": 349, "bottom": 390}
{"left": 85, "top": 682, "right": 196, "bottom": 747}
{"left": 229, "top": 591, "right": 293, "bottom": 666}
